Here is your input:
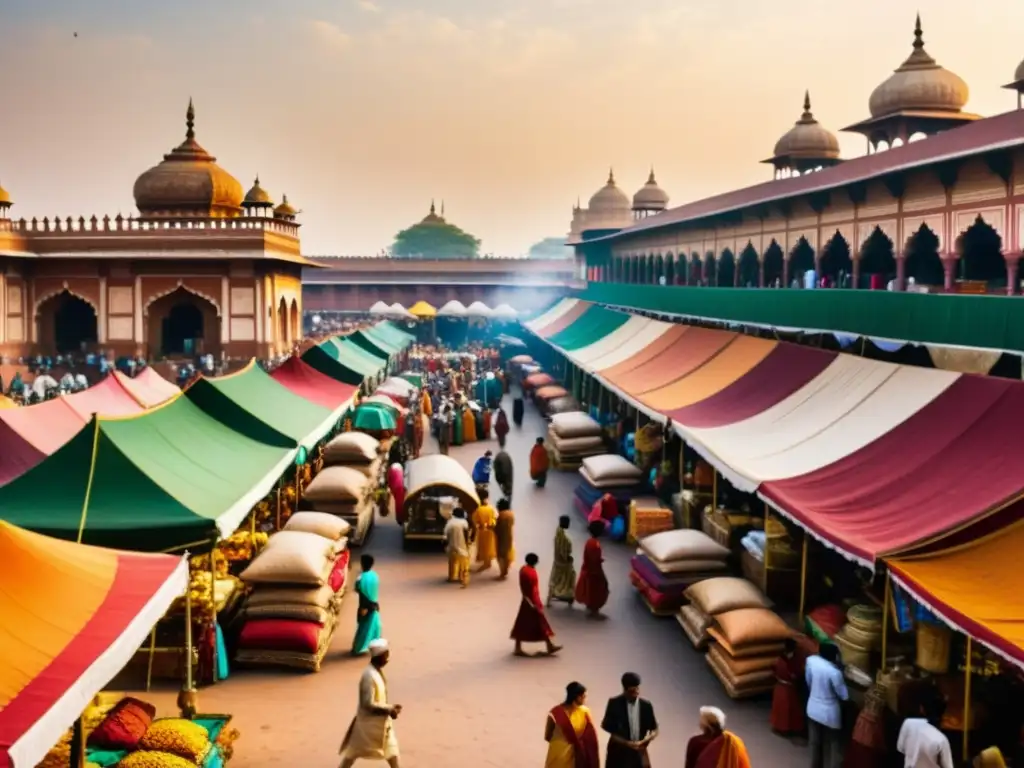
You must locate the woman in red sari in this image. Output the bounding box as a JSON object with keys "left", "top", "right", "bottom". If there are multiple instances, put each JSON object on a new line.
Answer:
{"left": 575, "top": 521, "right": 609, "bottom": 618}
{"left": 545, "top": 682, "right": 601, "bottom": 768}
{"left": 770, "top": 638, "right": 805, "bottom": 736}
{"left": 511, "top": 553, "right": 563, "bottom": 657}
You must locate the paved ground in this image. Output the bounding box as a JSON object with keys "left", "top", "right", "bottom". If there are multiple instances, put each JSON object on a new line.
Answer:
{"left": 137, "top": 402, "right": 806, "bottom": 766}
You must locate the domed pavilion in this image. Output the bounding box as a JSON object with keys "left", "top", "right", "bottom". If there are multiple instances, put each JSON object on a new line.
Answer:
{"left": 632, "top": 169, "right": 670, "bottom": 219}
{"left": 843, "top": 15, "right": 980, "bottom": 150}
{"left": 763, "top": 91, "right": 842, "bottom": 178}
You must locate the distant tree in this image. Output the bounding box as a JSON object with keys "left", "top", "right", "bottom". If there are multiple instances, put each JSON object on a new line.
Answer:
{"left": 528, "top": 237, "right": 573, "bottom": 259}
{"left": 392, "top": 220, "right": 480, "bottom": 259}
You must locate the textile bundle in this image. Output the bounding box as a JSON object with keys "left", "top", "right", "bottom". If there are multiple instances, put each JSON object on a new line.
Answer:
{"left": 678, "top": 576, "right": 774, "bottom": 650}
{"left": 236, "top": 518, "right": 351, "bottom": 672}
{"left": 704, "top": 607, "right": 794, "bottom": 699}
{"left": 301, "top": 443, "right": 383, "bottom": 546}
{"left": 547, "top": 412, "right": 606, "bottom": 469}
{"left": 629, "top": 529, "right": 730, "bottom": 614}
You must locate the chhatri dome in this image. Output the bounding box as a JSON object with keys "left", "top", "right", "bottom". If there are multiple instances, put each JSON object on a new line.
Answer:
{"left": 0, "top": 181, "right": 11, "bottom": 215}
{"left": 588, "top": 169, "right": 630, "bottom": 214}
{"left": 420, "top": 200, "right": 447, "bottom": 225}
{"left": 632, "top": 169, "right": 670, "bottom": 216}
{"left": 844, "top": 16, "right": 978, "bottom": 149}
{"left": 1003, "top": 55, "right": 1024, "bottom": 109}
{"left": 764, "top": 92, "right": 842, "bottom": 178}
{"left": 133, "top": 100, "right": 245, "bottom": 219}
{"left": 243, "top": 176, "right": 273, "bottom": 206}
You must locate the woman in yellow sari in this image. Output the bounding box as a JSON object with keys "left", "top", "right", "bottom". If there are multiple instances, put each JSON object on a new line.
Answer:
{"left": 472, "top": 489, "right": 498, "bottom": 572}
{"left": 462, "top": 405, "right": 477, "bottom": 442}
{"left": 544, "top": 682, "right": 600, "bottom": 768}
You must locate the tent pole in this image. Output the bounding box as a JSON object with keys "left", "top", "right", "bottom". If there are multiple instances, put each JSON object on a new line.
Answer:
{"left": 798, "top": 537, "right": 809, "bottom": 624}
{"left": 881, "top": 573, "right": 891, "bottom": 670}
{"left": 762, "top": 502, "right": 770, "bottom": 593}
{"left": 70, "top": 715, "right": 85, "bottom": 768}
{"left": 184, "top": 575, "right": 194, "bottom": 691}
{"left": 712, "top": 471, "right": 718, "bottom": 511}
{"left": 275, "top": 487, "right": 282, "bottom": 530}
{"left": 146, "top": 627, "right": 157, "bottom": 692}
{"left": 963, "top": 636, "right": 973, "bottom": 762}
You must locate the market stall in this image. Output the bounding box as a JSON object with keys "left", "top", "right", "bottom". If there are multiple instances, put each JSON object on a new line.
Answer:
{"left": 0, "top": 521, "right": 188, "bottom": 768}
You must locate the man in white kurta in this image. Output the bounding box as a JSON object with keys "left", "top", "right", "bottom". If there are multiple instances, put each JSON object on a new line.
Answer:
{"left": 340, "top": 639, "right": 401, "bottom": 767}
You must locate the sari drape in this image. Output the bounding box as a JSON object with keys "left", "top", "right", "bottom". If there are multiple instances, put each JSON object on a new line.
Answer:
{"left": 546, "top": 705, "right": 601, "bottom": 768}
{"left": 575, "top": 538, "right": 609, "bottom": 611}
{"left": 548, "top": 528, "right": 576, "bottom": 602}
{"left": 352, "top": 571, "right": 383, "bottom": 654}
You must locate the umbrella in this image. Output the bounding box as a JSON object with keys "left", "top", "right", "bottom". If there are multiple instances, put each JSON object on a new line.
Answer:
{"left": 491, "top": 303, "right": 518, "bottom": 320}
{"left": 369, "top": 300, "right": 390, "bottom": 316}
{"left": 437, "top": 300, "right": 467, "bottom": 317}
{"left": 355, "top": 405, "right": 397, "bottom": 431}
{"left": 466, "top": 301, "right": 492, "bottom": 318}
{"left": 388, "top": 303, "right": 416, "bottom": 319}
{"left": 408, "top": 300, "right": 437, "bottom": 318}
{"left": 362, "top": 395, "right": 405, "bottom": 414}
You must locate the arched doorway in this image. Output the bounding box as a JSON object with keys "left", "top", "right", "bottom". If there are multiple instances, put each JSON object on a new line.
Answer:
{"left": 665, "top": 255, "right": 675, "bottom": 286}
{"left": 763, "top": 241, "right": 784, "bottom": 286}
{"left": 278, "top": 298, "right": 289, "bottom": 347}
{"left": 38, "top": 290, "right": 98, "bottom": 353}
{"left": 704, "top": 253, "right": 717, "bottom": 286}
{"left": 904, "top": 224, "right": 944, "bottom": 286}
{"left": 820, "top": 232, "right": 853, "bottom": 285}
{"left": 147, "top": 287, "right": 220, "bottom": 357}
{"left": 859, "top": 227, "right": 897, "bottom": 288}
{"left": 655, "top": 255, "right": 665, "bottom": 285}
{"left": 689, "top": 254, "right": 702, "bottom": 285}
{"left": 957, "top": 216, "right": 1004, "bottom": 284}
{"left": 789, "top": 238, "right": 816, "bottom": 286}
{"left": 738, "top": 245, "right": 759, "bottom": 287}
{"left": 717, "top": 250, "right": 736, "bottom": 287}
{"left": 290, "top": 299, "right": 300, "bottom": 342}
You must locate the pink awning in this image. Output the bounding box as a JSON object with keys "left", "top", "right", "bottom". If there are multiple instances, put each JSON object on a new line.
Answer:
{"left": 0, "top": 400, "right": 86, "bottom": 486}
{"left": 271, "top": 356, "right": 357, "bottom": 410}
{"left": 761, "top": 375, "right": 1024, "bottom": 565}
{"left": 63, "top": 376, "right": 146, "bottom": 419}
{"left": 115, "top": 368, "right": 179, "bottom": 407}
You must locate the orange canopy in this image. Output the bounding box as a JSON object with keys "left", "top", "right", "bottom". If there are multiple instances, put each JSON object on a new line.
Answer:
{"left": 0, "top": 521, "right": 186, "bottom": 768}
{"left": 888, "top": 517, "right": 1024, "bottom": 668}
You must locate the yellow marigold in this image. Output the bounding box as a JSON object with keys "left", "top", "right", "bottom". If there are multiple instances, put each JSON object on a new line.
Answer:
{"left": 138, "top": 719, "right": 210, "bottom": 763}
{"left": 117, "top": 750, "right": 198, "bottom": 768}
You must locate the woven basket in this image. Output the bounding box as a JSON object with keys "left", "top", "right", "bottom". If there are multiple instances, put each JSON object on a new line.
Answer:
{"left": 701, "top": 508, "right": 731, "bottom": 549}
{"left": 916, "top": 622, "right": 952, "bottom": 674}
{"left": 835, "top": 628, "right": 872, "bottom": 672}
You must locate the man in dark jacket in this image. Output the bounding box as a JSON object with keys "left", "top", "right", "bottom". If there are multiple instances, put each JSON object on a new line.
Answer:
{"left": 601, "top": 672, "right": 659, "bottom": 767}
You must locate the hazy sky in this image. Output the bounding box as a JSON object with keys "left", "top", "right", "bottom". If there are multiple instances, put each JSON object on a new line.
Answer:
{"left": 0, "top": 1, "right": 1020, "bottom": 256}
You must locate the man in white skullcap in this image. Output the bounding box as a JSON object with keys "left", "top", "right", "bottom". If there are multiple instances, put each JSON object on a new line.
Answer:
{"left": 339, "top": 639, "right": 402, "bottom": 767}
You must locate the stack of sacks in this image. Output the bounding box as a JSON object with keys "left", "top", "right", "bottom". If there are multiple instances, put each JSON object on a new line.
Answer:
{"left": 573, "top": 454, "right": 644, "bottom": 521}
{"left": 678, "top": 577, "right": 773, "bottom": 651}
{"left": 547, "top": 412, "right": 605, "bottom": 469}
{"left": 301, "top": 465, "right": 375, "bottom": 545}
{"left": 323, "top": 432, "right": 384, "bottom": 485}
{"left": 629, "top": 529, "right": 730, "bottom": 615}
{"left": 236, "top": 520, "right": 350, "bottom": 672}
{"left": 546, "top": 395, "right": 581, "bottom": 416}
{"left": 706, "top": 607, "right": 795, "bottom": 698}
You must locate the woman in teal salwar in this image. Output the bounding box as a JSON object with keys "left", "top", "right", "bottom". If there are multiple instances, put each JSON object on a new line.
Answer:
{"left": 352, "top": 554, "right": 383, "bottom": 656}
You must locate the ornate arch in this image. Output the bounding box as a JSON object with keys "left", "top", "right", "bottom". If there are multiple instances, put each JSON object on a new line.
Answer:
{"left": 34, "top": 281, "right": 98, "bottom": 317}
{"left": 144, "top": 280, "right": 222, "bottom": 316}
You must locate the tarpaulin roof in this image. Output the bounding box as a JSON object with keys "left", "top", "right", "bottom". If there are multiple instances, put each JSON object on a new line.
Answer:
{"left": 585, "top": 318, "right": 674, "bottom": 371}
{"left": 320, "top": 338, "right": 385, "bottom": 379}
{"left": 530, "top": 300, "right": 588, "bottom": 338}
{"left": 0, "top": 399, "right": 86, "bottom": 487}
{"left": 608, "top": 327, "right": 737, "bottom": 395}
{"left": 63, "top": 375, "right": 146, "bottom": 419}
{"left": 0, "top": 523, "right": 186, "bottom": 768}
{"left": 639, "top": 335, "right": 778, "bottom": 412}
{"left": 683, "top": 358, "right": 959, "bottom": 495}
{"left": 349, "top": 329, "right": 395, "bottom": 360}
{"left": 408, "top": 300, "right": 437, "bottom": 318}
{"left": 567, "top": 316, "right": 652, "bottom": 366}
{"left": 888, "top": 517, "right": 1024, "bottom": 669}
{"left": 547, "top": 305, "right": 629, "bottom": 351}
{"left": 0, "top": 396, "right": 295, "bottom": 551}
{"left": 369, "top": 321, "right": 415, "bottom": 348}
{"left": 114, "top": 368, "right": 180, "bottom": 407}
{"left": 185, "top": 362, "right": 337, "bottom": 450}
{"left": 271, "top": 356, "right": 357, "bottom": 410}
{"left": 302, "top": 344, "right": 366, "bottom": 386}
{"left": 524, "top": 298, "right": 579, "bottom": 333}
{"left": 761, "top": 374, "right": 1024, "bottom": 565}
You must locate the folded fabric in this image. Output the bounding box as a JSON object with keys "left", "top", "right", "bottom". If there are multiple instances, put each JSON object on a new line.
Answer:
{"left": 638, "top": 550, "right": 729, "bottom": 574}
{"left": 238, "top": 618, "right": 324, "bottom": 654}
{"left": 550, "top": 411, "right": 602, "bottom": 439}
{"left": 580, "top": 454, "right": 643, "bottom": 486}
{"left": 630, "top": 555, "right": 719, "bottom": 596}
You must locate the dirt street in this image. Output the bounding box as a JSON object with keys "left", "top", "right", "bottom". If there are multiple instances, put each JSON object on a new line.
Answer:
{"left": 137, "top": 402, "right": 805, "bottom": 766}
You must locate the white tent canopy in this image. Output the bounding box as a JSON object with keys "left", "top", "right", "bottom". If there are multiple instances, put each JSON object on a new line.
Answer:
{"left": 388, "top": 302, "right": 415, "bottom": 319}
{"left": 491, "top": 303, "right": 518, "bottom": 320}
{"left": 466, "top": 301, "right": 493, "bottom": 318}
{"left": 437, "top": 300, "right": 468, "bottom": 317}
{"left": 369, "top": 300, "right": 390, "bottom": 316}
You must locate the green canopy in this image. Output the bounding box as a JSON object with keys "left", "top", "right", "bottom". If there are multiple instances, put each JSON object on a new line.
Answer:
{"left": 399, "top": 372, "right": 423, "bottom": 388}
{"left": 0, "top": 397, "right": 295, "bottom": 551}
{"left": 372, "top": 321, "right": 415, "bottom": 348}
{"left": 337, "top": 337, "right": 388, "bottom": 371}
{"left": 302, "top": 345, "right": 366, "bottom": 386}
{"left": 186, "top": 362, "right": 338, "bottom": 450}
{"left": 547, "top": 305, "right": 630, "bottom": 350}
{"left": 354, "top": 406, "right": 396, "bottom": 431}
{"left": 320, "top": 338, "right": 384, "bottom": 378}
{"left": 350, "top": 329, "right": 395, "bottom": 360}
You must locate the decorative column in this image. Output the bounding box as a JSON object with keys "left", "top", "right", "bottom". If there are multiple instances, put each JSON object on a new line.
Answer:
{"left": 758, "top": 258, "right": 765, "bottom": 288}
{"left": 782, "top": 258, "right": 790, "bottom": 288}
{"left": 851, "top": 257, "right": 861, "bottom": 290}
{"left": 942, "top": 256, "right": 957, "bottom": 292}
{"left": 97, "top": 276, "right": 107, "bottom": 343}
{"left": 1006, "top": 255, "right": 1020, "bottom": 296}
{"left": 733, "top": 260, "right": 741, "bottom": 287}
{"left": 894, "top": 254, "right": 906, "bottom": 291}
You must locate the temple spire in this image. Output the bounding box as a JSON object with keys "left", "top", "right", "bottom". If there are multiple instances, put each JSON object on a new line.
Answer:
{"left": 185, "top": 98, "right": 195, "bottom": 141}
{"left": 913, "top": 13, "right": 924, "bottom": 50}
{"left": 430, "top": 199, "right": 436, "bottom": 214}
{"left": 607, "top": 167, "right": 615, "bottom": 185}
{"left": 647, "top": 166, "right": 656, "bottom": 184}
